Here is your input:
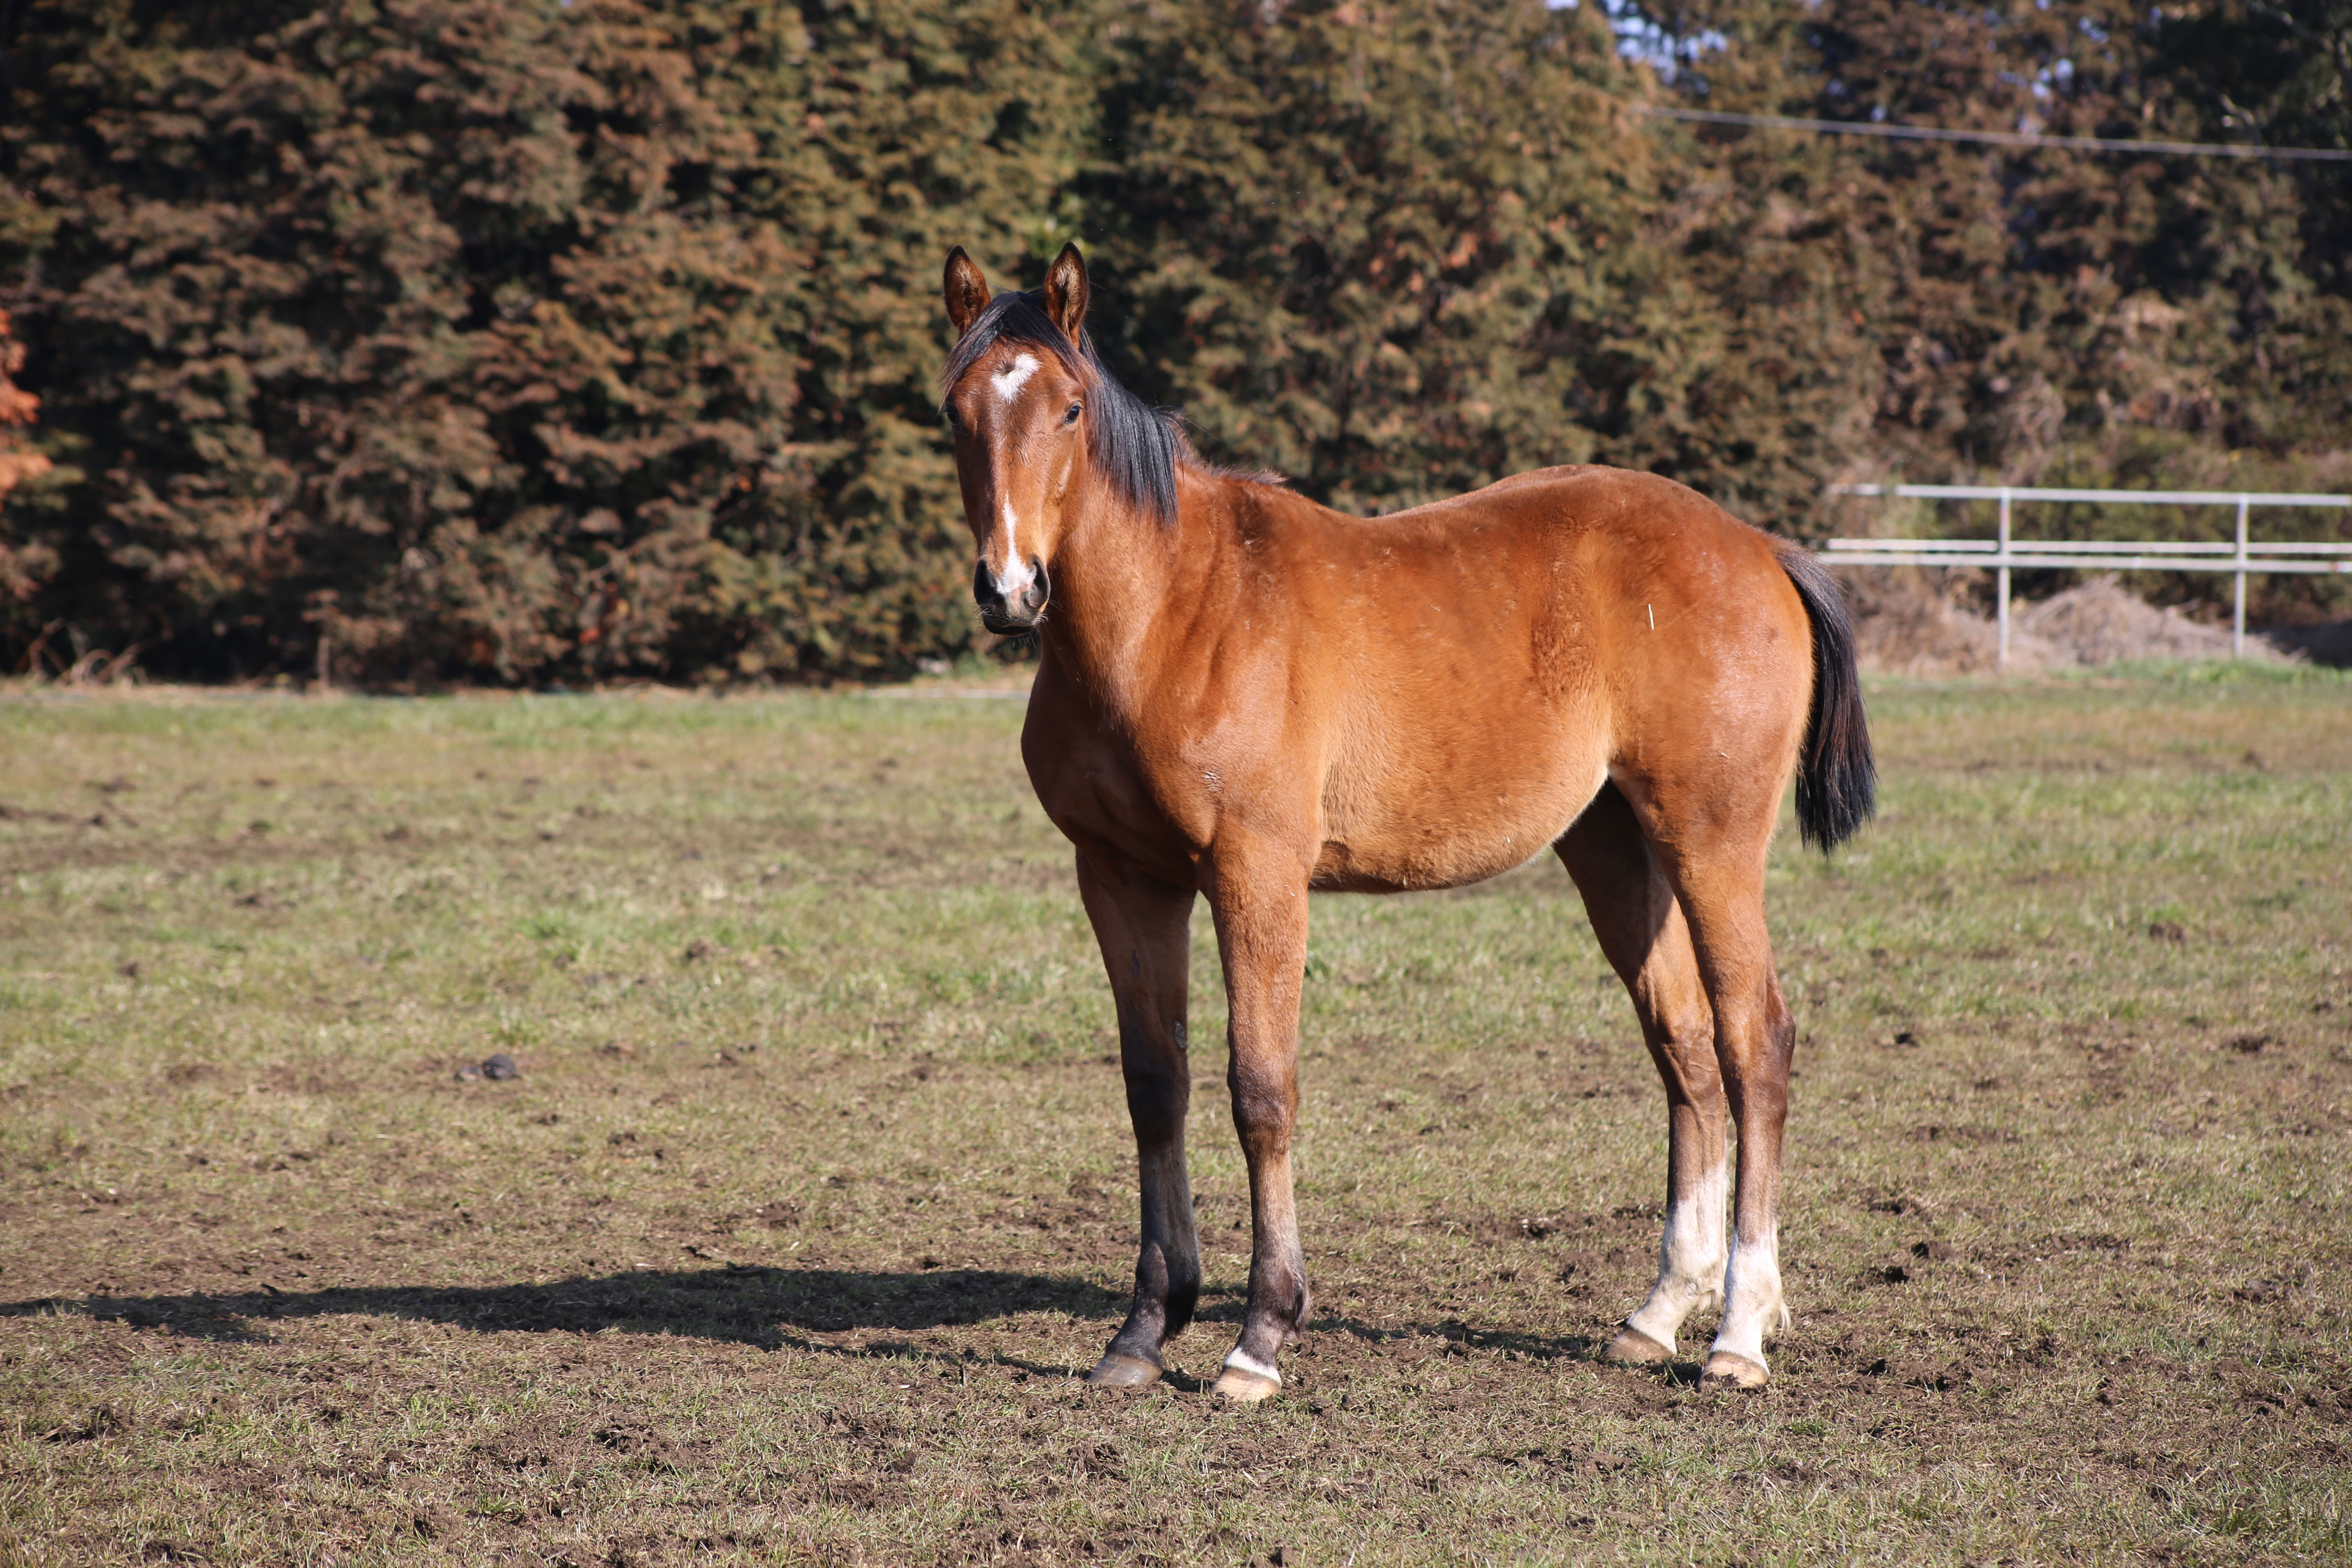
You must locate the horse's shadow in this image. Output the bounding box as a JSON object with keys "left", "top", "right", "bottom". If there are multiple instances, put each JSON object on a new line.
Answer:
{"left": 4, "top": 1266, "right": 1118, "bottom": 1353}
{"left": 3, "top": 1265, "right": 1609, "bottom": 1381}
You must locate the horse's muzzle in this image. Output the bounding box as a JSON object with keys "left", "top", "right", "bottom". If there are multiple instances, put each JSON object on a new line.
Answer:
{"left": 974, "top": 557, "right": 1049, "bottom": 633}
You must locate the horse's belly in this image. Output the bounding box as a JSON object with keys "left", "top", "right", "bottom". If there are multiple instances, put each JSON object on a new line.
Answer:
{"left": 1311, "top": 788, "right": 1590, "bottom": 893}
{"left": 1311, "top": 708, "right": 1608, "bottom": 893}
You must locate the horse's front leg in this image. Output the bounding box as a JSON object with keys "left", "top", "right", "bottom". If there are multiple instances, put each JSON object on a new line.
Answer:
{"left": 1075, "top": 851, "right": 1201, "bottom": 1388}
{"left": 1202, "top": 835, "right": 1313, "bottom": 1402}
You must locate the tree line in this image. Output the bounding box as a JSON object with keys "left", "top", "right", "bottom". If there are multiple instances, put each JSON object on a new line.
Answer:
{"left": 2, "top": 0, "right": 2345, "bottom": 685}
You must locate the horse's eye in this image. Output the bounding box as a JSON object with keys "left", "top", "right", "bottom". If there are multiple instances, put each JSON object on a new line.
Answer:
{"left": 1062, "top": 403, "right": 1083, "bottom": 427}
{"left": 942, "top": 405, "right": 963, "bottom": 432}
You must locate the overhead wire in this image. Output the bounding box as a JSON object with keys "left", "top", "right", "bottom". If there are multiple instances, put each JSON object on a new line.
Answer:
{"left": 1635, "top": 104, "right": 2352, "bottom": 162}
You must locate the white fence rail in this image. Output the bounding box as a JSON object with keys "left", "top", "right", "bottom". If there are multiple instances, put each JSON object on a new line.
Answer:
{"left": 1823, "top": 484, "right": 2352, "bottom": 665}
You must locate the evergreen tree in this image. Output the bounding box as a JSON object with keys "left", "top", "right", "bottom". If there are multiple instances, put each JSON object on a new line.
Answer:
{"left": 0, "top": 308, "right": 54, "bottom": 616}
{"left": 691, "top": 0, "right": 1101, "bottom": 679}
{"left": 1, "top": 0, "right": 2344, "bottom": 679}
{"left": 1625, "top": 2, "right": 2352, "bottom": 562}
{"left": 0, "top": 1, "right": 801, "bottom": 681}
{"left": 1087, "top": 0, "right": 1683, "bottom": 514}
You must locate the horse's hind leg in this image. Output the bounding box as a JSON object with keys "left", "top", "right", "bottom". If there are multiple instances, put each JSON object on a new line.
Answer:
{"left": 1637, "top": 802, "right": 1799, "bottom": 1390}
{"left": 1074, "top": 851, "right": 1201, "bottom": 1389}
{"left": 1555, "top": 782, "right": 1731, "bottom": 1365}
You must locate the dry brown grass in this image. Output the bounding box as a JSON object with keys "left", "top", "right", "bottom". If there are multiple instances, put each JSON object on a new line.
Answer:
{"left": 1, "top": 673, "right": 2348, "bottom": 1564}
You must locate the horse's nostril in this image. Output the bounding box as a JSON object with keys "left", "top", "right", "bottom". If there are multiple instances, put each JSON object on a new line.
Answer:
{"left": 972, "top": 556, "right": 1046, "bottom": 629}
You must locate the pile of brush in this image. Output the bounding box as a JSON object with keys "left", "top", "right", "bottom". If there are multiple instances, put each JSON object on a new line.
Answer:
{"left": 1838, "top": 569, "right": 2330, "bottom": 676}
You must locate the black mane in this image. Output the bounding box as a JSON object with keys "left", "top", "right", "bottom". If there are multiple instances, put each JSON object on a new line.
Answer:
{"left": 941, "top": 290, "right": 1184, "bottom": 529}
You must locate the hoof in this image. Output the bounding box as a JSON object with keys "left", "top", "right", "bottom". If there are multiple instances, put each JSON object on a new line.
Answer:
{"left": 1699, "top": 1351, "right": 1770, "bottom": 1390}
{"left": 1085, "top": 1352, "right": 1163, "bottom": 1390}
{"left": 1209, "top": 1365, "right": 1281, "bottom": 1403}
{"left": 1602, "top": 1326, "right": 1675, "bottom": 1366}
{"left": 1209, "top": 1348, "right": 1282, "bottom": 1403}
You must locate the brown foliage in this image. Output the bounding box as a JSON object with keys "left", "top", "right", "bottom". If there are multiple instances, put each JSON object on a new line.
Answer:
{"left": 0, "top": 308, "right": 53, "bottom": 604}
{"left": 2, "top": 1, "right": 801, "bottom": 682}
{"left": 0, "top": 0, "right": 2346, "bottom": 681}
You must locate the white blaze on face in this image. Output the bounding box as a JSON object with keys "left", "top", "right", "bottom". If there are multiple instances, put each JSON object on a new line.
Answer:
{"left": 984, "top": 354, "right": 1042, "bottom": 598}
{"left": 995, "top": 496, "right": 1033, "bottom": 597}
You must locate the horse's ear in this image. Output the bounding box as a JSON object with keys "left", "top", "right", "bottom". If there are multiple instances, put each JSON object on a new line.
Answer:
{"left": 1043, "top": 242, "right": 1089, "bottom": 343}
{"left": 944, "top": 247, "right": 991, "bottom": 336}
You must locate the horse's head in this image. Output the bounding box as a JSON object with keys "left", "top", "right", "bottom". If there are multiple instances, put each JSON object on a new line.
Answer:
{"left": 940, "top": 243, "right": 1178, "bottom": 635}
{"left": 939, "top": 243, "right": 1094, "bottom": 633}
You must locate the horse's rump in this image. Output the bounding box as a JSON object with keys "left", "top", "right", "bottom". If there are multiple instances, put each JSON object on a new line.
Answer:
{"left": 1294, "top": 469, "right": 1847, "bottom": 882}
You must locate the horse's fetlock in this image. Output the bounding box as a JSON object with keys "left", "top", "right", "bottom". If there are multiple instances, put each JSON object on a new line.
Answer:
{"left": 1106, "top": 1316, "right": 1167, "bottom": 1365}
{"left": 1165, "top": 1273, "right": 1200, "bottom": 1335}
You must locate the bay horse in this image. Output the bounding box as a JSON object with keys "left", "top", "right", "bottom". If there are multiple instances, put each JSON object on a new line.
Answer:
{"left": 938, "top": 243, "right": 1873, "bottom": 1399}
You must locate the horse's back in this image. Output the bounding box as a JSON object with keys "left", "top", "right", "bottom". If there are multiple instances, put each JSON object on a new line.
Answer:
{"left": 1463, "top": 466, "right": 1821, "bottom": 835}
{"left": 1333, "top": 465, "right": 1788, "bottom": 594}
{"left": 1315, "top": 463, "right": 1806, "bottom": 686}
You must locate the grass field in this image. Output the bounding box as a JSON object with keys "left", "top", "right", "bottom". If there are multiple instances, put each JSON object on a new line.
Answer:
{"left": 2, "top": 667, "right": 2348, "bottom": 1566}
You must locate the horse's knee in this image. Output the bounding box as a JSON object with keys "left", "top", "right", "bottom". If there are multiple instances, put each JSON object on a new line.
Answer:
{"left": 1121, "top": 1060, "right": 1187, "bottom": 1145}
{"left": 1226, "top": 1062, "right": 1296, "bottom": 1151}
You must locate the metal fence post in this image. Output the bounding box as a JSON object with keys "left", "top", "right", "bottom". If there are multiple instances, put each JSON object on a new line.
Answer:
{"left": 1997, "top": 487, "right": 2011, "bottom": 669}
{"left": 2233, "top": 494, "right": 2250, "bottom": 659}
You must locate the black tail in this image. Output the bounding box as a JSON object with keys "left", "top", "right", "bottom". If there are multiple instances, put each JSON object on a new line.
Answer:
{"left": 1777, "top": 548, "right": 1876, "bottom": 851}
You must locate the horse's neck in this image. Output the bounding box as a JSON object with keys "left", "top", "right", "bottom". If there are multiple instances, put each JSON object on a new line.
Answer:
{"left": 1043, "top": 466, "right": 1240, "bottom": 717}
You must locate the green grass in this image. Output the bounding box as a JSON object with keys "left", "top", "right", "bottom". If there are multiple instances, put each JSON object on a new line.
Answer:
{"left": 1, "top": 670, "right": 2348, "bottom": 1565}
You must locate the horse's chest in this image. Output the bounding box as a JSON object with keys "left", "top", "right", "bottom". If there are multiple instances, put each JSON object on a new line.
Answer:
{"left": 1022, "top": 723, "right": 1208, "bottom": 881}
